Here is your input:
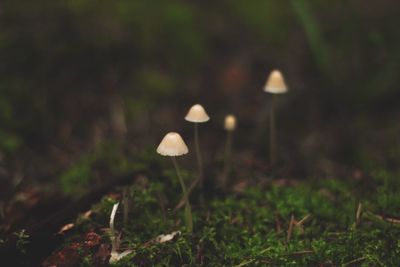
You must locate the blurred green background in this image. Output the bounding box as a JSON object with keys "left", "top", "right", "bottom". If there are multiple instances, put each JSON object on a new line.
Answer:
{"left": 1, "top": 0, "right": 400, "bottom": 191}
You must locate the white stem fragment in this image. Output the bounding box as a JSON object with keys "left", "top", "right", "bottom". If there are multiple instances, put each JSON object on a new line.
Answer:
{"left": 110, "top": 202, "right": 119, "bottom": 234}
{"left": 108, "top": 202, "right": 134, "bottom": 264}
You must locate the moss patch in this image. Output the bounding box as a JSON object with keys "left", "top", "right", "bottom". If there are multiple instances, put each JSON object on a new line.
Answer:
{"left": 46, "top": 168, "right": 400, "bottom": 266}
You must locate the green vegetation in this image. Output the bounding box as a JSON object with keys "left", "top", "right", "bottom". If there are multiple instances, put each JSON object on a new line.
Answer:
{"left": 2, "top": 1, "right": 400, "bottom": 266}
{"left": 14, "top": 229, "right": 30, "bottom": 255}
{"left": 51, "top": 167, "right": 400, "bottom": 266}
{"left": 59, "top": 142, "right": 143, "bottom": 197}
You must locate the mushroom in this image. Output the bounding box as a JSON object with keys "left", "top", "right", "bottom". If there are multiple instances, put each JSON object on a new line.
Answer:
{"left": 221, "top": 114, "right": 236, "bottom": 189}
{"left": 263, "top": 70, "right": 288, "bottom": 166}
{"left": 264, "top": 70, "right": 288, "bottom": 94}
{"left": 157, "top": 132, "right": 193, "bottom": 233}
{"left": 224, "top": 114, "right": 236, "bottom": 132}
{"left": 185, "top": 104, "right": 210, "bottom": 188}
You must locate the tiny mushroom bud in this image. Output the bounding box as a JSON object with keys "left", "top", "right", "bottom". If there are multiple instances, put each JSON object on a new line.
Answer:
{"left": 224, "top": 114, "right": 236, "bottom": 132}
{"left": 221, "top": 114, "right": 236, "bottom": 189}
{"left": 263, "top": 69, "right": 288, "bottom": 166}
{"left": 157, "top": 132, "right": 189, "bottom": 156}
{"left": 264, "top": 70, "right": 288, "bottom": 94}
{"left": 185, "top": 104, "right": 210, "bottom": 123}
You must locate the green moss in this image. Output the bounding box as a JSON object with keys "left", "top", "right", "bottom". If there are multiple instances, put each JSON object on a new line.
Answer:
{"left": 58, "top": 170, "right": 400, "bottom": 266}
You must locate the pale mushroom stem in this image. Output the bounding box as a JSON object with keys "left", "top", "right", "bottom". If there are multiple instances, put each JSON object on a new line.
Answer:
{"left": 222, "top": 131, "right": 233, "bottom": 189}
{"left": 171, "top": 156, "right": 193, "bottom": 233}
{"left": 194, "top": 123, "right": 204, "bottom": 185}
{"left": 122, "top": 187, "right": 129, "bottom": 227}
{"left": 109, "top": 202, "right": 120, "bottom": 254}
{"left": 225, "top": 131, "right": 233, "bottom": 168}
{"left": 270, "top": 94, "right": 277, "bottom": 166}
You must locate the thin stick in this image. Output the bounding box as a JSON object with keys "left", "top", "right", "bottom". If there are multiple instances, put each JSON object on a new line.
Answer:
{"left": 287, "top": 214, "right": 295, "bottom": 243}
{"left": 275, "top": 213, "right": 282, "bottom": 234}
{"left": 270, "top": 94, "right": 276, "bottom": 166}
{"left": 173, "top": 175, "right": 199, "bottom": 213}
{"left": 342, "top": 257, "right": 366, "bottom": 266}
{"left": 171, "top": 157, "right": 193, "bottom": 233}
{"left": 233, "top": 259, "right": 255, "bottom": 267}
{"left": 355, "top": 202, "right": 362, "bottom": 227}
{"left": 233, "top": 247, "right": 271, "bottom": 267}
{"left": 286, "top": 250, "right": 314, "bottom": 256}
{"left": 296, "top": 214, "right": 311, "bottom": 226}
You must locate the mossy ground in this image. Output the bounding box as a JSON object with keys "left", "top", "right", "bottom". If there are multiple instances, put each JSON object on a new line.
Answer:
{"left": 46, "top": 162, "right": 400, "bottom": 266}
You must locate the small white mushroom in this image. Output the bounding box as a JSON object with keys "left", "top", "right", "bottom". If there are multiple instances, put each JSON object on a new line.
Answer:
{"left": 222, "top": 115, "right": 236, "bottom": 189}
{"left": 264, "top": 70, "right": 288, "bottom": 94}
{"left": 263, "top": 70, "right": 288, "bottom": 166}
{"left": 157, "top": 132, "right": 189, "bottom": 156}
{"left": 185, "top": 104, "right": 210, "bottom": 123}
{"left": 185, "top": 104, "right": 209, "bottom": 192}
{"left": 157, "top": 132, "right": 193, "bottom": 233}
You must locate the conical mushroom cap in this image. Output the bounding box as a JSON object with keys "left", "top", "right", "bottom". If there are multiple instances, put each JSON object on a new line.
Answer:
{"left": 157, "top": 132, "right": 189, "bottom": 156}
{"left": 264, "top": 70, "right": 288, "bottom": 94}
{"left": 185, "top": 104, "right": 210, "bottom": 123}
{"left": 224, "top": 115, "right": 236, "bottom": 131}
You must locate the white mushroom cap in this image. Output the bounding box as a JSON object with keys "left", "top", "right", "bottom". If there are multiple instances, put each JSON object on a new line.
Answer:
{"left": 157, "top": 132, "right": 189, "bottom": 156}
{"left": 185, "top": 104, "right": 210, "bottom": 123}
{"left": 224, "top": 115, "right": 236, "bottom": 131}
{"left": 264, "top": 70, "right": 288, "bottom": 94}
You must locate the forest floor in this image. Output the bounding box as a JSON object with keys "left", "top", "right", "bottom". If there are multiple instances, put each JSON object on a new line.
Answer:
{"left": 32, "top": 153, "right": 400, "bottom": 266}
{"left": 2, "top": 114, "right": 400, "bottom": 267}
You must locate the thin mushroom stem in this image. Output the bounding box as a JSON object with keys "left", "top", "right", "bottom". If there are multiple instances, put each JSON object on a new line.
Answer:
{"left": 171, "top": 156, "right": 193, "bottom": 233}
{"left": 225, "top": 131, "right": 233, "bottom": 167}
{"left": 110, "top": 202, "right": 120, "bottom": 254}
{"left": 269, "top": 94, "right": 277, "bottom": 166}
{"left": 222, "top": 130, "right": 233, "bottom": 189}
{"left": 194, "top": 123, "right": 204, "bottom": 184}
{"left": 122, "top": 187, "right": 129, "bottom": 228}
{"left": 172, "top": 156, "right": 187, "bottom": 195}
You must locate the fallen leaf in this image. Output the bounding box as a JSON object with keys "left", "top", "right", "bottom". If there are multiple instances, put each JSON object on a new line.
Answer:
{"left": 58, "top": 223, "right": 74, "bottom": 234}
{"left": 109, "top": 250, "right": 134, "bottom": 264}
{"left": 156, "top": 231, "right": 181, "bottom": 243}
{"left": 82, "top": 210, "right": 92, "bottom": 219}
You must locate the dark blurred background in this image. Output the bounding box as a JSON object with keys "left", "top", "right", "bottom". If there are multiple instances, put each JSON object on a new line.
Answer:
{"left": 1, "top": 0, "right": 400, "bottom": 200}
